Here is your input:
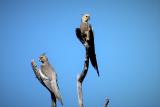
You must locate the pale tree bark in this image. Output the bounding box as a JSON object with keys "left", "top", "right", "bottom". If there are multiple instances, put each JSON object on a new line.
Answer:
{"left": 77, "top": 47, "right": 89, "bottom": 107}
{"left": 103, "top": 97, "right": 109, "bottom": 107}
{"left": 31, "top": 60, "right": 41, "bottom": 81}
{"left": 77, "top": 45, "right": 110, "bottom": 107}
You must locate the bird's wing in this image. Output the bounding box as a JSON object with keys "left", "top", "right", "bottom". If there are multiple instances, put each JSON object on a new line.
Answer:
{"left": 41, "top": 77, "right": 63, "bottom": 105}
{"left": 75, "top": 28, "right": 85, "bottom": 45}
{"left": 49, "top": 64, "right": 63, "bottom": 105}
{"left": 39, "top": 69, "right": 49, "bottom": 80}
{"left": 40, "top": 63, "right": 63, "bottom": 105}
{"left": 50, "top": 79, "right": 63, "bottom": 105}
{"left": 89, "top": 25, "right": 100, "bottom": 76}
{"left": 42, "top": 79, "right": 53, "bottom": 92}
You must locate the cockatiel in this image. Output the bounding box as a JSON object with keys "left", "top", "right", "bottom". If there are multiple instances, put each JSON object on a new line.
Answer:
{"left": 75, "top": 14, "right": 100, "bottom": 76}
{"left": 39, "top": 54, "right": 63, "bottom": 107}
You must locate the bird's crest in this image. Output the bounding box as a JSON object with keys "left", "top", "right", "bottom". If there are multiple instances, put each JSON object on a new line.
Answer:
{"left": 39, "top": 53, "right": 48, "bottom": 63}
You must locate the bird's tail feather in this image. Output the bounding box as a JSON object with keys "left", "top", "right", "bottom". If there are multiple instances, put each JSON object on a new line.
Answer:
{"left": 94, "top": 63, "right": 100, "bottom": 77}
{"left": 51, "top": 93, "right": 56, "bottom": 107}
{"left": 58, "top": 97, "right": 63, "bottom": 106}
{"left": 89, "top": 48, "right": 100, "bottom": 77}
{"left": 55, "top": 85, "right": 63, "bottom": 106}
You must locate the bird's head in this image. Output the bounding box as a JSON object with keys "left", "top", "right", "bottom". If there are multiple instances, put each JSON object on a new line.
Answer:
{"left": 81, "top": 14, "right": 90, "bottom": 23}
{"left": 39, "top": 53, "right": 48, "bottom": 63}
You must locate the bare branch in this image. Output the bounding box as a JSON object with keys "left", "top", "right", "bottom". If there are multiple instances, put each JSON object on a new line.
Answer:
{"left": 76, "top": 45, "right": 110, "bottom": 107}
{"left": 77, "top": 47, "right": 89, "bottom": 107}
{"left": 77, "top": 74, "right": 83, "bottom": 107}
{"left": 31, "top": 60, "right": 47, "bottom": 89}
{"left": 31, "top": 60, "right": 41, "bottom": 81}
{"left": 103, "top": 97, "right": 109, "bottom": 107}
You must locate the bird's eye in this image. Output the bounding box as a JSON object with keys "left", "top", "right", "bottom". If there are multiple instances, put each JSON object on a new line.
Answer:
{"left": 86, "top": 16, "right": 88, "bottom": 17}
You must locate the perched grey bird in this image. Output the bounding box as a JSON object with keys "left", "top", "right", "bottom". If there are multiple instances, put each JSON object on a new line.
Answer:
{"left": 39, "top": 54, "right": 63, "bottom": 106}
{"left": 75, "top": 14, "right": 100, "bottom": 76}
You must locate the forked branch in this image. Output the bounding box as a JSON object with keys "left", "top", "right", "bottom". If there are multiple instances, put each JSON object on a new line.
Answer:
{"left": 77, "top": 46, "right": 109, "bottom": 107}
{"left": 77, "top": 47, "right": 89, "bottom": 107}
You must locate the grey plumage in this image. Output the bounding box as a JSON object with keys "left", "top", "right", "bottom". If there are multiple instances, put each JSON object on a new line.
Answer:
{"left": 39, "top": 54, "right": 63, "bottom": 106}
{"left": 80, "top": 22, "right": 90, "bottom": 34}
{"left": 75, "top": 14, "right": 100, "bottom": 76}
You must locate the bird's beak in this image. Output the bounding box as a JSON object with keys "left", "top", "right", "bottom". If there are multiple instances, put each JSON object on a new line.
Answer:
{"left": 39, "top": 57, "right": 45, "bottom": 63}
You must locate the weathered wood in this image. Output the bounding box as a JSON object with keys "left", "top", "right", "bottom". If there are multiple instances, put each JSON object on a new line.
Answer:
{"left": 31, "top": 60, "right": 41, "bottom": 81}
{"left": 103, "top": 97, "right": 109, "bottom": 107}
{"left": 76, "top": 44, "right": 109, "bottom": 107}
{"left": 77, "top": 46, "right": 89, "bottom": 107}
{"left": 77, "top": 74, "right": 83, "bottom": 107}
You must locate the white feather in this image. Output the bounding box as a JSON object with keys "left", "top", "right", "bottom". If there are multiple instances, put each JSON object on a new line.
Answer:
{"left": 39, "top": 69, "right": 49, "bottom": 80}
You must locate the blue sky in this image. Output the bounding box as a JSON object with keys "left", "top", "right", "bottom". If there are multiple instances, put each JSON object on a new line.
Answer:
{"left": 0, "top": 0, "right": 160, "bottom": 107}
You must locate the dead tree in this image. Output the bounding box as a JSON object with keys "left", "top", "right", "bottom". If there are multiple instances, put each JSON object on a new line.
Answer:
{"left": 77, "top": 47, "right": 90, "bottom": 107}
{"left": 31, "top": 51, "right": 109, "bottom": 107}
{"left": 76, "top": 45, "right": 109, "bottom": 107}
